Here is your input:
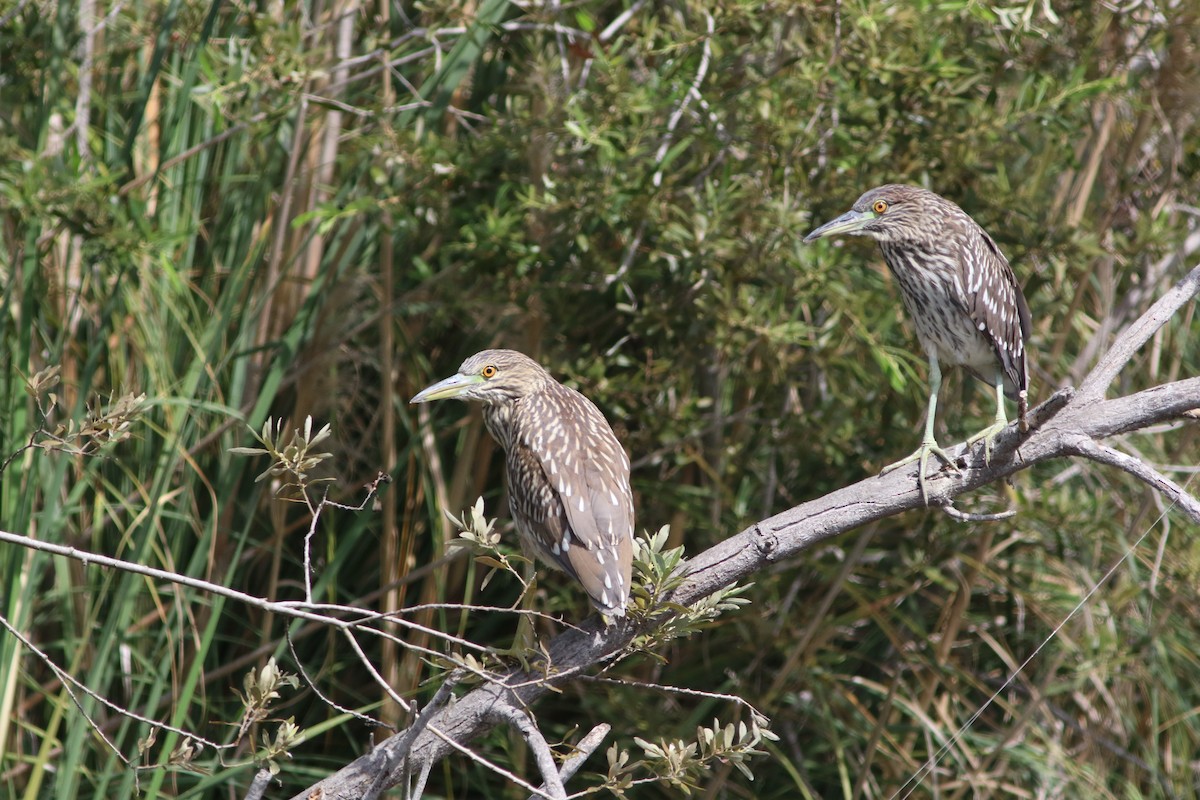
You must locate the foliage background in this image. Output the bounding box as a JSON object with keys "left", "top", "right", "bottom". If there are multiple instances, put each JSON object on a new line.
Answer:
{"left": 1, "top": 0, "right": 1199, "bottom": 797}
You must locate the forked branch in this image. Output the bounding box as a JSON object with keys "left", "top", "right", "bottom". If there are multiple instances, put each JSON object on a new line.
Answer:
{"left": 291, "top": 266, "right": 1200, "bottom": 799}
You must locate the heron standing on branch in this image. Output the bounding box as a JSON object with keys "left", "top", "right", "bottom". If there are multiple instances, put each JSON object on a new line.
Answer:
{"left": 805, "top": 184, "right": 1032, "bottom": 503}
{"left": 412, "top": 349, "right": 634, "bottom": 619}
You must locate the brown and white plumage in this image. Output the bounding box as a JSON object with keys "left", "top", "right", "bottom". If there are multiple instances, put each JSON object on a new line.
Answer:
{"left": 412, "top": 349, "right": 633, "bottom": 617}
{"left": 853, "top": 185, "right": 1031, "bottom": 401}
{"left": 805, "top": 184, "right": 1033, "bottom": 501}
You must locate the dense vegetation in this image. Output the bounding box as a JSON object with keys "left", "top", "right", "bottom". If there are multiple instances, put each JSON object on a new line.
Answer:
{"left": 2, "top": 0, "right": 1198, "bottom": 797}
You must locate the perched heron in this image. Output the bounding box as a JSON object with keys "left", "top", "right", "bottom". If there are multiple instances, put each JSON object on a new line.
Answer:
{"left": 804, "top": 184, "right": 1031, "bottom": 503}
{"left": 411, "top": 349, "right": 634, "bottom": 618}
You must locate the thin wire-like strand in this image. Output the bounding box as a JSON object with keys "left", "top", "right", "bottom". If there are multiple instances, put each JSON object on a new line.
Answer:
{"left": 891, "top": 470, "right": 1195, "bottom": 799}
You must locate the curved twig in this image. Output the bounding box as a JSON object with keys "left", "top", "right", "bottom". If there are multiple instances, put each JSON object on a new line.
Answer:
{"left": 1065, "top": 436, "right": 1200, "bottom": 522}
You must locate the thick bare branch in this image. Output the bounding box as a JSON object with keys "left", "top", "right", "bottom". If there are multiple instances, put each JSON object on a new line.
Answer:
{"left": 291, "top": 263, "right": 1200, "bottom": 800}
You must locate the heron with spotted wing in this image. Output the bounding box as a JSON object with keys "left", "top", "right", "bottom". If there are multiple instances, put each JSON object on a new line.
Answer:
{"left": 805, "top": 185, "right": 1032, "bottom": 503}
{"left": 411, "top": 349, "right": 633, "bottom": 618}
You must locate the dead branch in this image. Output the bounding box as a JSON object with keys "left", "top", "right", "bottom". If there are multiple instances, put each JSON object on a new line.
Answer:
{"left": 289, "top": 266, "right": 1200, "bottom": 799}
{"left": 533, "top": 723, "right": 611, "bottom": 799}
{"left": 486, "top": 703, "right": 565, "bottom": 800}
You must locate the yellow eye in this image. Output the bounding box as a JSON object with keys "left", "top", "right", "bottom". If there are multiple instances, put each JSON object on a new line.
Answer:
{"left": 872, "top": 199, "right": 889, "bottom": 214}
{"left": 482, "top": 365, "right": 497, "bottom": 378}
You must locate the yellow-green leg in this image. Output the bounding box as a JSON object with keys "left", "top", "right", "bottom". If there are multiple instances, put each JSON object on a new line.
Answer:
{"left": 485, "top": 561, "right": 539, "bottom": 670}
{"left": 966, "top": 367, "right": 1007, "bottom": 464}
{"left": 881, "top": 354, "right": 960, "bottom": 505}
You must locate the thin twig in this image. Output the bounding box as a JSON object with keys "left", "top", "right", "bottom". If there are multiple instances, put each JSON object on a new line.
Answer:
{"left": 604, "top": 219, "right": 645, "bottom": 287}
{"left": 366, "top": 683, "right": 459, "bottom": 800}
{"left": 117, "top": 113, "right": 271, "bottom": 197}
{"left": 426, "top": 724, "right": 554, "bottom": 799}
{"left": 0, "top": 611, "right": 228, "bottom": 758}
{"left": 343, "top": 628, "right": 414, "bottom": 714}
{"left": 0, "top": 528, "right": 504, "bottom": 666}
{"left": 550, "top": 0, "right": 570, "bottom": 86}
{"left": 652, "top": 11, "right": 714, "bottom": 188}
{"left": 287, "top": 630, "right": 390, "bottom": 730}
{"left": 599, "top": 0, "right": 647, "bottom": 42}
{"left": 583, "top": 675, "right": 771, "bottom": 721}
{"left": 939, "top": 503, "right": 1018, "bottom": 522}
{"left": 364, "top": 678, "right": 459, "bottom": 800}
{"left": 302, "top": 476, "right": 390, "bottom": 602}
{"left": 405, "top": 679, "right": 459, "bottom": 763}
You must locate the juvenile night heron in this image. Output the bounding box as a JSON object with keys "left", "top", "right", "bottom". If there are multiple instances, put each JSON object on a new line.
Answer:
{"left": 804, "top": 184, "right": 1032, "bottom": 503}
{"left": 411, "top": 349, "right": 634, "bottom": 618}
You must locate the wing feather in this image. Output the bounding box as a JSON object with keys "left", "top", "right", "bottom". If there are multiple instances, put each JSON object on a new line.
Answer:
{"left": 966, "top": 228, "right": 1030, "bottom": 399}
{"left": 511, "top": 384, "right": 633, "bottom": 615}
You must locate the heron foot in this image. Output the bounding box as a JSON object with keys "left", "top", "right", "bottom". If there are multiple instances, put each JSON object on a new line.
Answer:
{"left": 966, "top": 421, "right": 1008, "bottom": 465}
{"left": 881, "top": 439, "right": 960, "bottom": 506}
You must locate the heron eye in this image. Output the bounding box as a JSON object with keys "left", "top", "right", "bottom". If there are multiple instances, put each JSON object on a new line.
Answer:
{"left": 873, "top": 199, "right": 889, "bottom": 214}
{"left": 482, "top": 365, "right": 498, "bottom": 378}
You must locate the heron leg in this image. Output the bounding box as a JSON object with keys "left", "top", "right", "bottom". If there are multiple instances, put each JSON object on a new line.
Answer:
{"left": 881, "top": 355, "right": 959, "bottom": 505}
{"left": 486, "top": 560, "right": 539, "bottom": 668}
{"left": 966, "top": 368, "right": 1008, "bottom": 465}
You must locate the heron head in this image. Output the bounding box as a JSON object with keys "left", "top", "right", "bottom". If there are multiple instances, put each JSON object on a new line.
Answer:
{"left": 410, "top": 349, "right": 551, "bottom": 406}
{"left": 804, "top": 184, "right": 946, "bottom": 246}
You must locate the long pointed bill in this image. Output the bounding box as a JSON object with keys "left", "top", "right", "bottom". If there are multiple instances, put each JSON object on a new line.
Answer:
{"left": 410, "top": 373, "right": 483, "bottom": 403}
{"left": 803, "top": 209, "right": 876, "bottom": 242}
